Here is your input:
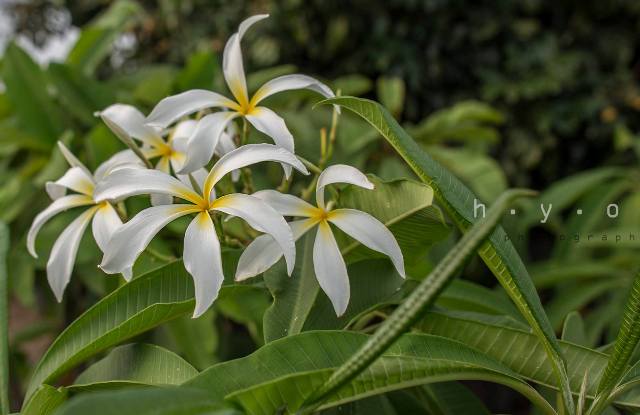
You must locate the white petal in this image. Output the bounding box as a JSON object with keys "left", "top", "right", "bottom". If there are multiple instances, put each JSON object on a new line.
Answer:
{"left": 235, "top": 219, "right": 316, "bottom": 281}
{"left": 47, "top": 206, "right": 98, "bottom": 301}
{"left": 172, "top": 120, "right": 198, "bottom": 140}
{"left": 99, "top": 104, "right": 165, "bottom": 148}
{"left": 94, "top": 149, "right": 143, "bottom": 181}
{"left": 91, "top": 203, "right": 122, "bottom": 252}
{"left": 176, "top": 168, "right": 208, "bottom": 197}
{"left": 316, "top": 164, "right": 373, "bottom": 209}
{"left": 223, "top": 14, "right": 269, "bottom": 107}
{"left": 45, "top": 167, "right": 95, "bottom": 200}
{"left": 178, "top": 112, "right": 240, "bottom": 174}
{"left": 100, "top": 204, "right": 200, "bottom": 279}
{"left": 252, "top": 189, "right": 317, "bottom": 217}
{"left": 215, "top": 133, "right": 240, "bottom": 182}
{"left": 57, "top": 141, "right": 92, "bottom": 177}
{"left": 27, "top": 194, "right": 95, "bottom": 257}
{"left": 245, "top": 106, "right": 295, "bottom": 178}
{"left": 251, "top": 74, "right": 335, "bottom": 106}
{"left": 313, "top": 221, "right": 350, "bottom": 316}
{"left": 215, "top": 131, "right": 237, "bottom": 155}
{"left": 212, "top": 193, "right": 295, "bottom": 274}
{"left": 184, "top": 212, "right": 224, "bottom": 318}
{"left": 328, "top": 209, "right": 405, "bottom": 278}
{"left": 145, "top": 90, "right": 238, "bottom": 128}
{"left": 151, "top": 157, "right": 174, "bottom": 206}
{"left": 94, "top": 168, "right": 203, "bottom": 206}
{"left": 203, "top": 143, "right": 309, "bottom": 201}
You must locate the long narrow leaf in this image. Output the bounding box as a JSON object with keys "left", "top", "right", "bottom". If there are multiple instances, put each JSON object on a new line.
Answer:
{"left": 418, "top": 310, "right": 640, "bottom": 410}
{"left": 186, "top": 331, "right": 554, "bottom": 415}
{"left": 300, "top": 189, "right": 535, "bottom": 412}
{"left": 588, "top": 270, "right": 640, "bottom": 415}
{"left": 318, "top": 96, "right": 575, "bottom": 414}
{"left": 0, "top": 223, "right": 9, "bottom": 415}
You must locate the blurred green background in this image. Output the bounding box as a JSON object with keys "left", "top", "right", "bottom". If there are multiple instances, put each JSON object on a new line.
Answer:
{"left": 1, "top": 0, "right": 639, "bottom": 412}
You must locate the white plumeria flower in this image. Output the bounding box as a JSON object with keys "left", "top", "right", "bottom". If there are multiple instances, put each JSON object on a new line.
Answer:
{"left": 99, "top": 104, "right": 239, "bottom": 205}
{"left": 94, "top": 144, "right": 309, "bottom": 318}
{"left": 144, "top": 14, "right": 336, "bottom": 176}
{"left": 235, "top": 165, "right": 405, "bottom": 316}
{"left": 27, "top": 142, "right": 142, "bottom": 301}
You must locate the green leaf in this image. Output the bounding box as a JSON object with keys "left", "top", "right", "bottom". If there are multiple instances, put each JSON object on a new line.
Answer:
{"left": 426, "top": 146, "right": 508, "bottom": 203}
{"left": 376, "top": 76, "right": 405, "bottom": 117}
{"left": 303, "top": 189, "right": 534, "bottom": 412}
{"left": 56, "top": 387, "right": 240, "bottom": 415}
{"left": 21, "top": 385, "right": 66, "bottom": 415}
{"left": 302, "top": 259, "right": 409, "bottom": 331}
{"left": 72, "top": 343, "right": 198, "bottom": 389}
{"left": 332, "top": 74, "right": 373, "bottom": 96}
{"left": 546, "top": 280, "right": 624, "bottom": 331}
{"left": 562, "top": 311, "right": 588, "bottom": 347}
{"left": 216, "top": 285, "right": 270, "bottom": 344}
{"left": 47, "top": 63, "right": 114, "bottom": 126}
{"left": 176, "top": 51, "right": 220, "bottom": 91}
{"left": 318, "top": 96, "right": 574, "bottom": 414}
{"left": 436, "top": 279, "right": 522, "bottom": 319}
{"left": 164, "top": 310, "right": 218, "bottom": 371}
{"left": 338, "top": 175, "right": 450, "bottom": 266}
{"left": 531, "top": 261, "right": 627, "bottom": 289}
{"left": 2, "top": 43, "right": 63, "bottom": 145}
{"left": 66, "top": 0, "right": 143, "bottom": 75}
{"left": 408, "top": 100, "right": 504, "bottom": 144}
{"left": 133, "top": 66, "right": 178, "bottom": 106}
{"left": 522, "top": 167, "right": 623, "bottom": 227}
{"left": 186, "top": 331, "right": 554, "bottom": 415}
{"left": 412, "top": 383, "right": 491, "bottom": 415}
{"left": 24, "top": 261, "right": 195, "bottom": 401}
{"left": 0, "top": 222, "right": 8, "bottom": 415}
{"left": 418, "top": 310, "right": 640, "bottom": 410}
{"left": 589, "top": 270, "right": 640, "bottom": 414}
{"left": 263, "top": 233, "right": 316, "bottom": 342}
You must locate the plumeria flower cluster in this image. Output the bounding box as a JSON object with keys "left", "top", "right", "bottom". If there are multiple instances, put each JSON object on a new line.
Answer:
{"left": 27, "top": 14, "right": 404, "bottom": 318}
{"left": 27, "top": 143, "right": 142, "bottom": 300}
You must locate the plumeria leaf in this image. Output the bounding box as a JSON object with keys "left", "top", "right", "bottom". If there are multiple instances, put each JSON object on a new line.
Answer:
{"left": 71, "top": 343, "right": 198, "bottom": 390}
{"left": 24, "top": 261, "right": 195, "bottom": 401}
{"left": 56, "top": 387, "right": 240, "bottom": 415}
{"left": 418, "top": 310, "right": 640, "bottom": 411}
{"left": 263, "top": 233, "right": 317, "bottom": 342}
{"left": 318, "top": 96, "right": 575, "bottom": 414}
{"left": 184, "top": 331, "right": 554, "bottom": 415}
{"left": 66, "top": 0, "right": 143, "bottom": 76}
{"left": 337, "top": 175, "right": 450, "bottom": 267}
{"left": 2, "top": 43, "right": 64, "bottom": 145}
{"left": 21, "top": 385, "right": 67, "bottom": 415}
{"left": 0, "top": 222, "right": 8, "bottom": 415}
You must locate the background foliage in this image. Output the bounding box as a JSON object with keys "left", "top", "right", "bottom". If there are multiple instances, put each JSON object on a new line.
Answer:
{"left": 1, "top": 0, "right": 639, "bottom": 413}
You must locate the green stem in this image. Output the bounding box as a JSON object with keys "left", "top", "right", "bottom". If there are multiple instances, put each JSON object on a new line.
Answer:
{"left": 0, "top": 222, "right": 10, "bottom": 415}
{"left": 298, "top": 156, "right": 323, "bottom": 175}
{"left": 298, "top": 189, "right": 536, "bottom": 414}
{"left": 239, "top": 118, "right": 255, "bottom": 193}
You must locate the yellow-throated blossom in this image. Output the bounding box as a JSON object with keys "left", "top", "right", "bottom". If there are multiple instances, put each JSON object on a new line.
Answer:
{"left": 235, "top": 164, "right": 405, "bottom": 316}
{"left": 27, "top": 142, "right": 141, "bottom": 300}
{"left": 94, "top": 144, "right": 309, "bottom": 317}
{"left": 99, "top": 104, "right": 239, "bottom": 205}
{"left": 144, "top": 14, "right": 336, "bottom": 175}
